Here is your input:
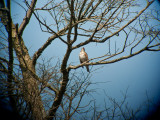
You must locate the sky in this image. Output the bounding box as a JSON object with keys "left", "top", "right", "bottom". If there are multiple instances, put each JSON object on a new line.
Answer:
{"left": 9, "top": 0, "right": 160, "bottom": 118}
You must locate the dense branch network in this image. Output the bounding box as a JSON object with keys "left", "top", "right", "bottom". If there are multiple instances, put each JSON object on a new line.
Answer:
{"left": 0, "top": 0, "right": 160, "bottom": 119}
{"left": 32, "top": 0, "right": 159, "bottom": 71}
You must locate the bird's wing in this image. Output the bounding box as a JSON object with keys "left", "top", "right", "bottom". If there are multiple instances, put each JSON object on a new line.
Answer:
{"left": 79, "top": 56, "right": 84, "bottom": 68}
{"left": 79, "top": 56, "right": 83, "bottom": 63}
{"left": 84, "top": 52, "right": 89, "bottom": 62}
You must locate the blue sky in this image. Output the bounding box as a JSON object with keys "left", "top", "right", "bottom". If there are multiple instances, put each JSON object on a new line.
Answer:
{"left": 10, "top": 0, "right": 160, "bottom": 118}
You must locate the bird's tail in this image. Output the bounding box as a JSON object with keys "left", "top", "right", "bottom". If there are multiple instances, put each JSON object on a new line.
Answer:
{"left": 85, "top": 66, "right": 90, "bottom": 72}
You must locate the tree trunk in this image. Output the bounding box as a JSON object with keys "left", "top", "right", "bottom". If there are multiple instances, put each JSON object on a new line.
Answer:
{"left": 47, "top": 70, "right": 69, "bottom": 120}
{"left": 12, "top": 23, "right": 46, "bottom": 120}
{"left": 22, "top": 70, "right": 46, "bottom": 120}
{"left": 47, "top": 47, "right": 72, "bottom": 119}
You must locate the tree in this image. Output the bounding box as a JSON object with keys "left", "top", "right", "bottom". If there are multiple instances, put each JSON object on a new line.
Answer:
{"left": 0, "top": 0, "right": 159, "bottom": 119}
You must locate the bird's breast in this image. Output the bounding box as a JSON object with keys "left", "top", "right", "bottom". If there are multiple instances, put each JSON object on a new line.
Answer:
{"left": 79, "top": 52, "right": 87, "bottom": 61}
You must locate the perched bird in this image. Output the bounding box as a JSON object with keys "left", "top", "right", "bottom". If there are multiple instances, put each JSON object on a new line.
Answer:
{"left": 79, "top": 47, "right": 89, "bottom": 72}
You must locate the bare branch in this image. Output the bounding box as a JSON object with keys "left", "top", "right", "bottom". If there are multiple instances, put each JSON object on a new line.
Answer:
{"left": 68, "top": 31, "right": 159, "bottom": 71}
{"left": 18, "top": 0, "right": 37, "bottom": 35}
{"left": 92, "top": 0, "right": 154, "bottom": 43}
{"left": 1, "top": 0, "right": 159, "bottom": 119}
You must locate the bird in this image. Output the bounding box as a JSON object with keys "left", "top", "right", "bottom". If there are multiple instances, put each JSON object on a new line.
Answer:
{"left": 79, "top": 47, "right": 89, "bottom": 72}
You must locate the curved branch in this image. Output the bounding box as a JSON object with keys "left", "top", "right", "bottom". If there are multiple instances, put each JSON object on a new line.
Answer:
{"left": 68, "top": 47, "right": 146, "bottom": 71}
{"left": 18, "top": 0, "right": 37, "bottom": 35}
{"left": 72, "top": 0, "right": 154, "bottom": 50}
{"left": 92, "top": 0, "right": 154, "bottom": 43}
{"left": 68, "top": 30, "right": 160, "bottom": 71}
{"left": 32, "top": 35, "right": 57, "bottom": 66}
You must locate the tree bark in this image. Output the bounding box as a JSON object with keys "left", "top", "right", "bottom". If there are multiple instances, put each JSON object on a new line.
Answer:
{"left": 47, "top": 70, "right": 69, "bottom": 120}
{"left": 7, "top": 0, "right": 20, "bottom": 118}
{"left": 12, "top": 24, "right": 46, "bottom": 120}
{"left": 22, "top": 70, "right": 46, "bottom": 120}
{"left": 47, "top": 47, "right": 72, "bottom": 120}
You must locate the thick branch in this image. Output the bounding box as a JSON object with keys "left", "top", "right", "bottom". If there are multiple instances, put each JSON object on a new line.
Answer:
{"left": 18, "top": 0, "right": 37, "bottom": 35}
{"left": 68, "top": 47, "right": 146, "bottom": 71}
{"left": 32, "top": 35, "right": 57, "bottom": 66}
{"left": 68, "top": 46, "right": 160, "bottom": 71}
{"left": 67, "top": 0, "right": 75, "bottom": 43}
{"left": 47, "top": 45, "right": 72, "bottom": 119}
